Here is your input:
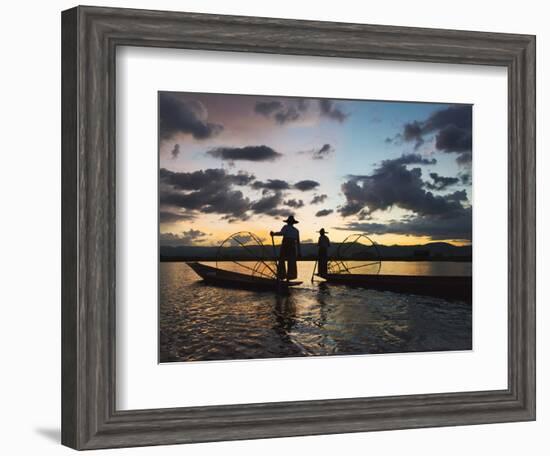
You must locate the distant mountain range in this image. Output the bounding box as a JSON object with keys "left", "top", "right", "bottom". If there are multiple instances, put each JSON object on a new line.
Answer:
{"left": 160, "top": 241, "right": 472, "bottom": 262}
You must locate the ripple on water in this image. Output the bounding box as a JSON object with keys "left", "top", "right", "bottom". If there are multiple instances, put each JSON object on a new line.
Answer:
{"left": 159, "top": 262, "right": 472, "bottom": 362}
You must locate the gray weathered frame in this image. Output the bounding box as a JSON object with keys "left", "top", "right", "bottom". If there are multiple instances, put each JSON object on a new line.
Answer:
{"left": 61, "top": 5, "right": 536, "bottom": 450}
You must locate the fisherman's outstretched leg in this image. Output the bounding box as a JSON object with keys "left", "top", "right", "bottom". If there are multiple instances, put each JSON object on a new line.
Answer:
{"left": 277, "top": 257, "right": 287, "bottom": 279}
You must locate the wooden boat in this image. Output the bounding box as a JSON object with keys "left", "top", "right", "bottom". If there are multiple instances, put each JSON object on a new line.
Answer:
{"left": 186, "top": 262, "right": 302, "bottom": 291}
{"left": 321, "top": 273, "right": 472, "bottom": 302}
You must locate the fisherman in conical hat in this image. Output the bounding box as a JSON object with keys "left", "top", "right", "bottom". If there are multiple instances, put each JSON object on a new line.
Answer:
{"left": 270, "top": 215, "right": 301, "bottom": 280}
{"left": 316, "top": 228, "right": 331, "bottom": 277}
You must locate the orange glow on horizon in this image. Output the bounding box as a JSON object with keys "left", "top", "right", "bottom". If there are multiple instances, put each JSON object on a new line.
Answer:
{"left": 161, "top": 218, "right": 471, "bottom": 248}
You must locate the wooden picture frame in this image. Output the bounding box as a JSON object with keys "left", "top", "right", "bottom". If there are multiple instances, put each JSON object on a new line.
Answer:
{"left": 61, "top": 5, "right": 536, "bottom": 450}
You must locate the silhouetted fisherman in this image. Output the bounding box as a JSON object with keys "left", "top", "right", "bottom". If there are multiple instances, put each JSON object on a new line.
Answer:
{"left": 270, "top": 215, "right": 301, "bottom": 280}
{"left": 317, "top": 228, "right": 331, "bottom": 277}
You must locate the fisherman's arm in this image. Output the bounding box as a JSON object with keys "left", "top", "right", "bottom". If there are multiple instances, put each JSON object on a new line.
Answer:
{"left": 297, "top": 233, "right": 302, "bottom": 258}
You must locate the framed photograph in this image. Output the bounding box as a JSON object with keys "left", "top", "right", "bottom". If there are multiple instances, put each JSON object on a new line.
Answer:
{"left": 61, "top": 6, "right": 535, "bottom": 450}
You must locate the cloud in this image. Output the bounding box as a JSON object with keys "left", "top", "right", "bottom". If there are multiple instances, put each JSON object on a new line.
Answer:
{"left": 425, "top": 172, "right": 460, "bottom": 191}
{"left": 160, "top": 172, "right": 319, "bottom": 223}
{"left": 319, "top": 99, "right": 348, "bottom": 122}
{"left": 249, "top": 191, "right": 292, "bottom": 217}
{"left": 388, "top": 105, "right": 472, "bottom": 164}
{"left": 338, "top": 155, "right": 468, "bottom": 218}
{"left": 337, "top": 153, "right": 471, "bottom": 240}
{"left": 160, "top": 168, "right": 255, "bottom": 221}
{"left": 284, "top": 198, "right": 304, "bottom": 208}
{"left": 456, "top": 151, "right": 472, "bottom": 164}
{"left": 159, "top": 93, "right": 223, "bottom": 141}
{"left": 161, "top": 188, "right": 251, "bottom": 221}
{"left": 444, "top": 190, "right": 468, "bottom": 202}
{"left": 401, "top": 121, "right": 424, "bottom": 146}
{"left": 254, "top": 99, "right": 310, "bottom": 125}
{"left": 207, "top": 145, "right": 282, "bottom": 162}
{"left": 159, "top": 209, "right": 196, "bottom": 223}
{"left": 254, "top": 100, "right": 283, "bottom": 116}
{"left": 251, "top": 179, "right": 291, "bottom": 191}
{"left": 160, "top": 229, "right": 211, "bottom": 246}
{"left": 310, "top": 194, "right": 328, "bottom": 205}
{"left": 294, "top": 180, "right": 320, "bottom": 191}
{"left": 254, "top": 98, "right": 348, "bottom": 125}
{"left": 171, "top": 144, "right": 181, "bottom": 159}
{"left": 315, "top": 208, "right": 334, "bottom": 217}
{"left": 435, "top": 124, "right": 471, "bottom": 152}
{"left": 386, "top": 153, "right": 436, "bottom": 166}
{"left": 338, "top": 207, "right": 472, "bottom": 241}
{"left": 301, "top": 143, "right": 335, "bottom": 160}
{"left": 250, "top": 192, "right": 283, "bottom": 213}
{"left": 459, "top": 172, "right": 471, "bottom": 185}
{"left": 160, "top": 168, "right": 254, "bottom": 190}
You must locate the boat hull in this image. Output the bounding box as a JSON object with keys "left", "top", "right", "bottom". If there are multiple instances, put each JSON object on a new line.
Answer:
{"left": 322, "top": 273, "right": 472, "bottom": 302}
{"left": 186, "top": 262, "right": 302, "bottom": 291}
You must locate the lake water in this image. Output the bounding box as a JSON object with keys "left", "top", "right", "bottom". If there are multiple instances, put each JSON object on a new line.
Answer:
{"left": 159, "top": 261, "right": 472, "bottom": 363}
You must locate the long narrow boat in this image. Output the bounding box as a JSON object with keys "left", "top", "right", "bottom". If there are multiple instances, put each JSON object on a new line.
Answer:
{"left": 322, "top": 273, "right": 472, "bottom": 303}
{"left": 186, "top": 262, "right": 302, "bottom": 291}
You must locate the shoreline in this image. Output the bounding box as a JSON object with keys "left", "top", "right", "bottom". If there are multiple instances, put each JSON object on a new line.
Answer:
{"left": 160, "top": 257, "right": 473, "bottom": 263}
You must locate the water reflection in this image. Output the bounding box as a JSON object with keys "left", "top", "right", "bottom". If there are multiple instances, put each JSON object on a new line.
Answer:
{"left": 273, "top": 294, "right": 297, "bottom": 342}
{"left": 159, "top": 262, "right": 472, "bottom": 362}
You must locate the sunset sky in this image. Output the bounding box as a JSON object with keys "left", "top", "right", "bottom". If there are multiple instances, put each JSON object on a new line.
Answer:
{"left": 158, "top": 92, "right": 472, "bottom": 247}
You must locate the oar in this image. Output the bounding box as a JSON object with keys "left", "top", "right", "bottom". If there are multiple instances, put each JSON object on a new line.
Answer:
{"left": 310, "top": 260, "right": 318, "bottom": 283}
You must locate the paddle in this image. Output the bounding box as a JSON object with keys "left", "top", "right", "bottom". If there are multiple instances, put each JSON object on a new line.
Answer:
{"left": 311, "top": 260, "right": 317, "bottom": 283}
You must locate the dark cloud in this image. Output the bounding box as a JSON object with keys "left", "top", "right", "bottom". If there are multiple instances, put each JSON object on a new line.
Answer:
{"left": 387, "top": 153, "right": 436, "bottom": 166}
{"left": 207, "top": 145, "right": 282, "bottom": 162}
{"left": 250, "top": 191, "right": 291, "bottom": 217}
{"left": 159, "top": 210, "right": 195, "bottom": 223}
{"left": 456, "top": 151, "right": 472, "bottom": 164}
{"left": 337, "top": 152, "right": 471, "bottom": 240}
{"left": 159, "top": 93, "right": 223, "bottom": 140}
{"left": 337, "top": 206, "right": 472, "bottom": 241}
{"left": 160, "top": 168, "right": 254, "bottom": 221}
{"left": 284, "top": 199, "right": 304, "bottom": 208}
{"left": 294, "top": 180, "right": 320, "bottom": 191}
{"left": 425, "top": 172, "right": 460, "bottom": 191}
{"left": 402, "top": 121, "right": 424, "bottom": 147}
{"left": 160, "top": 168, "right": 254, "bottom": 190}
{"left": 319, "top": 99, "right": 348, "bottom": 122}
{"left": 315, "top": 209, "right": 334, "bottom": 217}
{"left": 254, "top": 100, "right": 283, "bottom": 116}
{"left": 253, "top": 98, "right": 348, "bottom": 125}
{"left": 251, "top": 179, "right": 291, "bottom": 191}
{"left": 310, "top": 194, "right": 328, "bottom": 205}
{"left": 444, "top": 190, "right": 468, "bottom": 202}
{"left": 250, "top": 192, "right": 282, "bottom": 213}
{"left": 160, "top": 229, "right": 211, "bottom": 247}
{"left": 388, "top": 105, "right": 472, "bottom": 164}
{"left": 459, "top": 172, "right": 471, "bottom": 185}
{"left": 278, "top": 99, "right": 310, "bottom": 124}
{"left": 338, "top": 155, "right": 468, "bottom": 218}
{"left": 435, "top": 124, "right": 471, "bottom": 152}
{"left": 303, "top": 143, "right": 335, "bottom": 160}
{"left": 161, "top": 187, "right": 251, "bottom": 221}
{"left": 345, "top": 154, "right": 436, "bottom": 189}
{"left": 171, "top": 144, "right": 180, "bottom": 159}
{"left": 254, "top": 99, "right": 310, "bottom": 125}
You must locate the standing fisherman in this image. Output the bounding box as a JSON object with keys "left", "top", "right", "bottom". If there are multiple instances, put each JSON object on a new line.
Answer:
{"left": 270, "top": 215, "right": 301, "bottom": 280}
{"left": 316, "top": 228, "right": 331, "bottom": 277}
